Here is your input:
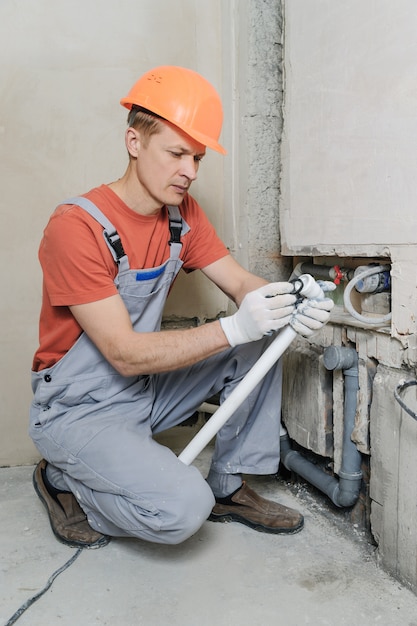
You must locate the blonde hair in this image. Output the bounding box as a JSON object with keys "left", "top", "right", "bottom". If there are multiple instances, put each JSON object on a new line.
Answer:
{"left": 127, "top": 106, "right": 163, "bottom": 147}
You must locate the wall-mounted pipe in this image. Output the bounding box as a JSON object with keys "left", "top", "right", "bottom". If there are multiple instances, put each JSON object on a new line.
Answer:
{"left": 293, "top": 262, "right": 392, "bottom": 327}
{"left": 292, "top": 262, "right": 354, "bottom": 284}
{"left": 280, "top": 345, "right": 362, "bottom": 508}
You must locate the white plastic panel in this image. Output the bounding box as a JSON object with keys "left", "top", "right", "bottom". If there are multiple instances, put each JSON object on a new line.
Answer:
{"left": 280, "top": 1, "right": 417, "bottom": 255}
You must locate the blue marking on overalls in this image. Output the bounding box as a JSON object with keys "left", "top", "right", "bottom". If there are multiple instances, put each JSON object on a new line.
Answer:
{"left": 136, "top": 266, "right": 166, "bottom": 281}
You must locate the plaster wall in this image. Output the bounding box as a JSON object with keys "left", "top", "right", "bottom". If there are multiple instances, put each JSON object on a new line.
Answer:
{"left": 280, "top": 0, "right": 417, "bottom": 591}
{"left": 280, "top": 0, "right": 417, "bottom": 254}
{"left": 370, "top": 364, "right": 417, "bottom": 591}
{"left": 0, "top": 0, "right": 228, "bottom": 466}
{"left": 1, "top": 0, "right": 283, "bottom": 466}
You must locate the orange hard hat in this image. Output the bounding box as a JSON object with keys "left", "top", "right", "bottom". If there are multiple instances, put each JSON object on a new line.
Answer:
{"left": 120, "top": 66, "right": 226, "bottom": 154}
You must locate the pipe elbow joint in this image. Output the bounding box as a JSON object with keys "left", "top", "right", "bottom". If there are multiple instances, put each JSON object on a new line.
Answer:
{"left": 281, "top": 448, "right": 299, "bottom": 472}
{"left": 334, "top": 471, "right": 363, "bottom": 508}
{"left": 280, "top": 434, "right": 362, "bottom": 509}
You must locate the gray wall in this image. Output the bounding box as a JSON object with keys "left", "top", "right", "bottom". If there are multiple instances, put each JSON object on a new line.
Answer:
{"left": 0, "top": 0, "right": 284, "bottom": 465}
{"left": 0, "top": 0, "right": 226, "bottom": 465}
{"left": 280, "top": 0, "right": 417, "bottom": 592}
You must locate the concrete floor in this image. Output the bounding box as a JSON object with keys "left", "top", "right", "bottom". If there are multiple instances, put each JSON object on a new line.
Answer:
{"left": 2, "top": 427, "right": 417, "bottom": 626}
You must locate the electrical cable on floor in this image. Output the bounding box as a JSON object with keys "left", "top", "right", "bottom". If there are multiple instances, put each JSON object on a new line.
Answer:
{"left": 3, "top": 547, "right": 84, "bottom": 626}
{"left": 394, "top": 380, "right": 417, "bottom": 421}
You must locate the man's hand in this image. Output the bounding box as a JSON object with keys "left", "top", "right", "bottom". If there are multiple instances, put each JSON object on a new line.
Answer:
{"left": 220, "top": 283, "right": 297, "bottom": 347}
{"left": 290, "top": 297, "right": 334, "bottom": 337}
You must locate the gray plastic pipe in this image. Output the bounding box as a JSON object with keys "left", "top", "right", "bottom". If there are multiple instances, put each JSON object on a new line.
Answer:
{"left": 178, "top": 274, "right": 324, "bottom": 466}
{"left": 280, "top": 345, "right": 362, "bottom": 508}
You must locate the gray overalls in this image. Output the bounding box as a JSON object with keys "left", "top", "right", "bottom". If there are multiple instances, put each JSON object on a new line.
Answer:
{"left": 29, "top": 198, "right": 283, "bottom": 545}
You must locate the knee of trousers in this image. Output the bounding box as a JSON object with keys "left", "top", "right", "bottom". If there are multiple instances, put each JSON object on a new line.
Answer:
{"left": 159, "top": 478, "right": 216, "bottom": 545}
{"left": 92, "top": 474, "right": 216, "bottom": 545}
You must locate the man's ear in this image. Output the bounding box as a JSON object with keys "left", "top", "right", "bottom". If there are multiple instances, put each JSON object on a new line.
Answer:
{"left": 125, "top": 127, "right": 140, "bottom": 158}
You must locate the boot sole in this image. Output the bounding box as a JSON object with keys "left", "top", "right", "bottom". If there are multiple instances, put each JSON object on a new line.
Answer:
{"left": 33, "top": 463, "right": 110, "bottom": 549}
{"left": 208, "top": 511, "right": 304, "bottom": 534}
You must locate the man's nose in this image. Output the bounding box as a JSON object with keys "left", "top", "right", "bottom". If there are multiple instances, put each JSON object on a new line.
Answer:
{"left": 180, "top": 156, "right": 199, "bottom": 180}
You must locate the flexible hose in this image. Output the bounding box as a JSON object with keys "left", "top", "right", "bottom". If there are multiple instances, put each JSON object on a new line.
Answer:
{"left": 394, "top": 379, "right": 417, "bottom": 421}
{"left": 343, "top": 265, "right": 391, "bottom": 326}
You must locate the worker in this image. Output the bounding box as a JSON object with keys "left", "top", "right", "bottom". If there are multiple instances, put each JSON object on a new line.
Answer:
{"left": 29, "top": 66, "right": 334, "bottom": 548}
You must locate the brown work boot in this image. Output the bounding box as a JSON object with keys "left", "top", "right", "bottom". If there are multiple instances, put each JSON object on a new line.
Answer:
{"left": 208, "top": 481, "right": 304, "bottom": 534}
{"left": 33, "top": 459, "right": 110, "bottom": 549}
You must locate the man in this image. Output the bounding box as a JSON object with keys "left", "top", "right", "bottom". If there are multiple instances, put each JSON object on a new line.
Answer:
{"left": 30, "top": 65, "right": 333, "bottom": 548}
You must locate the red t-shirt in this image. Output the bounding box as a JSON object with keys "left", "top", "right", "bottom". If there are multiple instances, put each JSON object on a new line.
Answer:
{"left": 33, "top": 185, "right": 229, "bottom": 371}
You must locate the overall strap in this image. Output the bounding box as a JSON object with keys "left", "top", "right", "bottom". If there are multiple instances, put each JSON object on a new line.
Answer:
{"left": 61, "top": 197, "right": 189, "bottom": 266}
{"left": 62, "top": 196, "right": 128, "bottom": 268}
{"left": 168, "top": 205, "right": 182, "bottom": 243}
{"left": 167, "top": 205, "right": 188, "bottom": 260}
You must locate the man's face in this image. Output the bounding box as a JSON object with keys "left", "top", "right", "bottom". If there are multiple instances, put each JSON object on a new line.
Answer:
{"left": 133, "top": 121, "right": 206, "bottom": 212}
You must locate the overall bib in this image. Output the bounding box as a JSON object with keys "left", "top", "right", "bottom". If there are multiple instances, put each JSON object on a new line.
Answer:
{"left": 30, "top": 198, "right": 283, "bottom": 545}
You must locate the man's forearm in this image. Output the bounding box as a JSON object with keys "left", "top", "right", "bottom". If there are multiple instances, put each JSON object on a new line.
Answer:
{"left": 108, "top": 320, "right": 230, "bottom": 377}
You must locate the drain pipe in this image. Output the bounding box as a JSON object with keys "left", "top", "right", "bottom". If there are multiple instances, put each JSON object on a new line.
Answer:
{"left": 280, "top": 346, "right": 362, "bottom": 508}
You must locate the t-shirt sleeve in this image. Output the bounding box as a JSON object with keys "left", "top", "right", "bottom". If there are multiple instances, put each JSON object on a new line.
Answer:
{"left": 180, "top": 195, "right": 229, "bottom": 271}
{"left": 39, "top": 205, "right": 118, "bottom": 306}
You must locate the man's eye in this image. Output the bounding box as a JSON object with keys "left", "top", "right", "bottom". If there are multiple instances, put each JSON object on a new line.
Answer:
{"left": 170, "top": 152, "right": 182, "bottom": 158}
{"left": 194, "top": 155, "right": 204, "bottom": 163}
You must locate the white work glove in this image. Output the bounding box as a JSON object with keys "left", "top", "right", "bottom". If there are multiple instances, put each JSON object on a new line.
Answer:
{"left": 290, "top": 297, "right": 334, "bottom": 337}
{"left": 220, "top": 282, "right": 297, "bottom": 347}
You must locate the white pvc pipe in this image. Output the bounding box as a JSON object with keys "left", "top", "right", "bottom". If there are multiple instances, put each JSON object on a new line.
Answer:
{"left": 178, "top": 326, "right": 297, "bottom": 465}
